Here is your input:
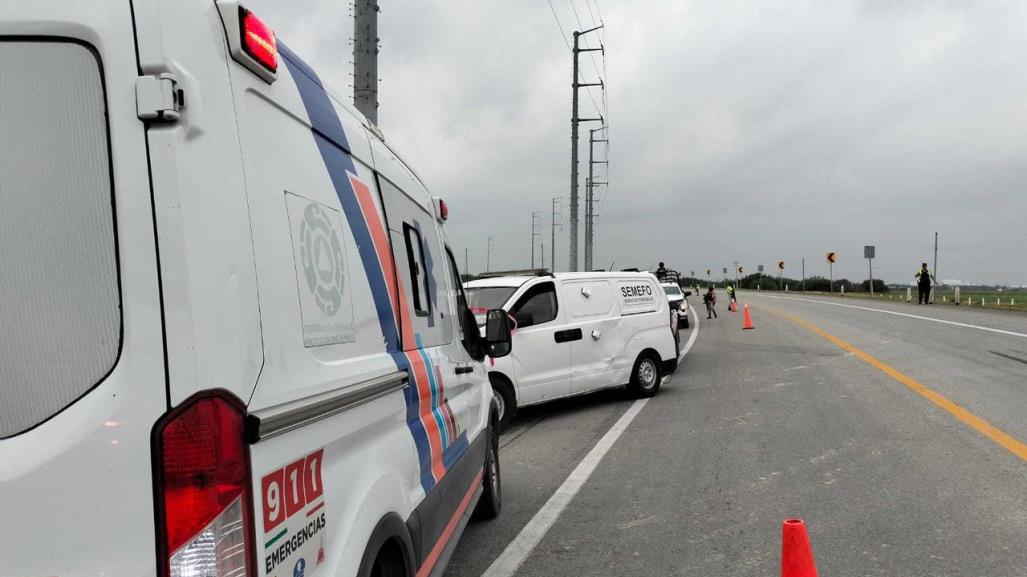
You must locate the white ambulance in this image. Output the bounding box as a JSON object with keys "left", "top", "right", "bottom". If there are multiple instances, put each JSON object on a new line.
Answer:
{"left": 465, "top": 272, "right": 678, "bottom": 428}
{"left": 0, "top": 3, "right": 513, "bottom": 577}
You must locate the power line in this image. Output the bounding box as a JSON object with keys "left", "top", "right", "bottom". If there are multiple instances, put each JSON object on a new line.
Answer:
{"left": 546, "top": 0, "right": 572, "bottom": 51}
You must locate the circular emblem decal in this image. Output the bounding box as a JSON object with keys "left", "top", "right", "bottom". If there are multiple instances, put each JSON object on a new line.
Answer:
{"left": 300, "top": 203, "right": 346, "bottom": 315}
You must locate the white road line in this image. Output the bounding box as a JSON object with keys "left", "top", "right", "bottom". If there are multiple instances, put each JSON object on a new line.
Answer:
{"left": 679, "top": 305, "right": 701, "bottom": 361}
{"left": 480, "top": 398, "right": 650, "bottom": 577}
{"left": 755, "top": 294, "right": 1027, "bottom": 339}
{"left": 481, "top": 305, "right": 701, "bottom": 577}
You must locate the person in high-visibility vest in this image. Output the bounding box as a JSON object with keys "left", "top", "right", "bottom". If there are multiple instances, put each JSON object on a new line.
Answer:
{"left": 914, "top": 262, "right": 936, "bottom": 304}
{"left": 726, "top": 284, "right": 736, "bottom": 303}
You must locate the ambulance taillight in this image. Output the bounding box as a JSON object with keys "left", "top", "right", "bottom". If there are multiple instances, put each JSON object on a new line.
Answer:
{"left": 241, "top": 8, "right": 277, "bottom": 74}
{"left": 217, "top": 2, "right": 278, "bottom": 83}
{"left": 153, "top": 392, "right": 255, "bottom": 577}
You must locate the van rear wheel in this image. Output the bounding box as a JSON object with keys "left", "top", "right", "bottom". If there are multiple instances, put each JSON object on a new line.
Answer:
{"left": 628, "top": 353, "right": 662, "bottom": 397}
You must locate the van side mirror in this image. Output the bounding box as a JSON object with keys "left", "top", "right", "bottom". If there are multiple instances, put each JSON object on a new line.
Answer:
{"left": 485, "top": 309, "right": 512, "bottom": 358}
{"left": 512, "top": 311, "right": 534, "bottom": 328}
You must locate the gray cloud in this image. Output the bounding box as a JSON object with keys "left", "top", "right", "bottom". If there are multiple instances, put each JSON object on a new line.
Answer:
{"left": 247, "top": 0, "right": 1027, "bottom": 285}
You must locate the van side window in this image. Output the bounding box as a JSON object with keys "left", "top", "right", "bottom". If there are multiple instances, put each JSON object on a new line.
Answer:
{"left": 403, "top": 223, "right": 431, "bottom": 316}
{"left": 510, "top": 282, "right": 558, "bottom": 328}
{"left": 445, "top": 247, "right": 481, "bottom": 345}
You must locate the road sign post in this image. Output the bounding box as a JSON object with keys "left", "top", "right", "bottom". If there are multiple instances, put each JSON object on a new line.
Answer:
{"left": 777, "top": 261, "right": 785, "bottom": 291}
{"left": 864, "top": 245, "right": 876, "bottom": 297}
{"left": 826, "top": 252, "right": 837, "bottom": 293}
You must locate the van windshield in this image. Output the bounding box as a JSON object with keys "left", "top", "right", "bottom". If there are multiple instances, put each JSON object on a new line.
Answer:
{"left": 466, "top": 286, "right": 517, "bottom": 315}
{"left": 662, "top": 285, "right": 683, "bottom": 297}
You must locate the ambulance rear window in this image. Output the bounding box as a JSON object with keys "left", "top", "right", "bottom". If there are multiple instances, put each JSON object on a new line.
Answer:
{"left": 0, "top": 41, "right": 120, "bottom": 438}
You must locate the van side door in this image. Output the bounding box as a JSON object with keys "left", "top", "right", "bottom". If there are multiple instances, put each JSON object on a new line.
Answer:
{"left": 508, "top": 280, "right": 571, "bottom": 404}
{"left": 376, "top": 174, "right": 479, "bottom": 482}
{"left": 561, "top": 280, "right": 621, "bottom": 394}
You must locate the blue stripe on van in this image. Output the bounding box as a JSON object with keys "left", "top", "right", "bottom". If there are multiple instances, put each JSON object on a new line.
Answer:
{"left": 280, "top": 43, "right": 438, "bottom": 492}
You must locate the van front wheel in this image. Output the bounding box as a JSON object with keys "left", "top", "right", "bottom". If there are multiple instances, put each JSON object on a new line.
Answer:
{"left": 473, "top": 426, "right": 502, "bottom": 520}
{"left": 629, "top": 353, "right": 662, "bottom": 397}
{"left": 489, "top": 375, "right": 517, "bottom": 431}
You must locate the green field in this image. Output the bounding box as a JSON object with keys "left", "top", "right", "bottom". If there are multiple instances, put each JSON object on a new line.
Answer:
{"left": 757, "top": 289, "right": 1027, "bottom": 313}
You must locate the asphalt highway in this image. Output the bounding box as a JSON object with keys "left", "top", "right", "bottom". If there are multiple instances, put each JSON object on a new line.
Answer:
{"left": 446, "top": 292, "right": 1027, "bottom": 577}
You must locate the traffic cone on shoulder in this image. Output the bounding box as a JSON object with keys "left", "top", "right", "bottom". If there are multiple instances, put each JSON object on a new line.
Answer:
{"left": 743, "top": 304, "right": 755, "bottom": 329}
{"left": 729, "top": 300, "right": 737, "bottom": 312}
{"left": 781, "top": 518, "right": 818, "bottom": 577}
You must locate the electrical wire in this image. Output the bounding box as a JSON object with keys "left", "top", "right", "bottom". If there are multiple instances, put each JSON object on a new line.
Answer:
{"left": 547, "top": 0, "right": 572, "bottom": 51}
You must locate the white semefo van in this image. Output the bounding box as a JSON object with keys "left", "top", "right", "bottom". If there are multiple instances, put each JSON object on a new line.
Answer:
{"left": 0, "top": 3, "right": 513, "bottom": 577}
{"left": 465, "top": 272, "right": 678, "bottom": 427}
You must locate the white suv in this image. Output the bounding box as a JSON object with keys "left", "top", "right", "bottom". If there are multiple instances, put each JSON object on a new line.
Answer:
{"left": 662, "top": 282, "right": 691, "bottom": 329}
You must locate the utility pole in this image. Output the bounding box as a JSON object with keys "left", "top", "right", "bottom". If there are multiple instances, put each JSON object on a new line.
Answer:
{"left": 933, "top": 232, "right": 939, "bottom": 287}
{"left": 569, "top": 26, "right": 604, "bottom": 272}
{"left": 802, "top": 257, "right": 806, "bottom": 292}
{"left": 486, "top": 237, "right": 494, "bottom": 272}
{"left": 531, "top": 212, "right": 541, "bottom": 268}
{"left": 464, "top": 246, "right": 468, "bottom": 276}
{"left": 353, "top": 0, "right": 379, "bottom": 124}
{"left": 541, "top": 243, "right": 545, "bottom": 269}
{"left": 585, "top": 126, "right": 608, "bottom": 271}
{"left": 551, "top": 197, "right": 562, "bottom": 272}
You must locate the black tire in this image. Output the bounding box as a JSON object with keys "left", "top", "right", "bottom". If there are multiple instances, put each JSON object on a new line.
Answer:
{"left": 628, "top": 352, "right": 662, "bottom": 397}
{"left": 473, "top": 424, "right": 502, "bottom": 520}
{"left": 489, "top": 375, "right": 517, "bottom": 431}
{"left": 683, "top": 314, "right": 690, "bottom": 329}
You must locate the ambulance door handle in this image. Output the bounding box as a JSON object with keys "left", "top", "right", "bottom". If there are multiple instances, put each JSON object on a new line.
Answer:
{"left": 455, "top": 365, "right": 474, "bottom": 375}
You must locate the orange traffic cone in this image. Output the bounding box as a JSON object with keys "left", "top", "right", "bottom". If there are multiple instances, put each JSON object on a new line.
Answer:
{"left": 743, "top": 304, "right": 755, "bottom": 329}
{"left": 781, "top": 518, "right": 818, "bottom": 577}
{"left": 729, "top": 300, "right": 737, "bottom": 312}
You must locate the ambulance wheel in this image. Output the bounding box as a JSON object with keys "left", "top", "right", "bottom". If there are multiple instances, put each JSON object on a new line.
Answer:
{"left": 682, "top": 315, "right": 690, "bottom": 329}
{"left": 629, "top": 352, "right": 662, "bottom": 397}
{"left": 473, "top": 424, "right": 502, "bottom": 520}
{"left": 489, "top": 374, "right": 517, "bottom": 431}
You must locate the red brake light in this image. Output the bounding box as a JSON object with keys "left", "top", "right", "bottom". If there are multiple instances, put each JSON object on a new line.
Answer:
{"left": 240, "top": 8, "right": 277, "bottom": 73}
{"left": 439, "top": 199, "right": 449, "bottom": 221}
{"left": 154, "top": 392, "right": 254, "bottom": 577}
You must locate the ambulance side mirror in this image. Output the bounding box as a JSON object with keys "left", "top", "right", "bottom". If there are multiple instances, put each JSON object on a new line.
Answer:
{"left": 485, "top": 309, "right": 512, "bottom": 359}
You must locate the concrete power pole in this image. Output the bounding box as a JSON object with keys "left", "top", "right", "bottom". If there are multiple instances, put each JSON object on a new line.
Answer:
{"left": 585, "top": 127, "right": 608, "bottom": 271}
{"left": 531, "top": 212, "right": 541, "bottom": 268}
{"left": 353, "top": 0, "right": 379, "bottom": 124}
{"left": 569, "top": 26, "right": 603, "bottom": 272}
{"left": 551, "top": 197, "right": 562, "bottom": 272}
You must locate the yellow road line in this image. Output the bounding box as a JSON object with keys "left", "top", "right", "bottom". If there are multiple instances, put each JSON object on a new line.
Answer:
{"left": 759, "top": 304, "right": 1027, "bottom": 463}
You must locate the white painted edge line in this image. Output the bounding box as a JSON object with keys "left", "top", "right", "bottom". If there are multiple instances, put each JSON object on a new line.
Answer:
{"left": 678, "top": 305, "right": 700, "bottom": 362}
{"left": 755, "top": 293, "right": 1027, "bottom": 339}
{"left": 480, "top": 398, "right": 650, "bottom": 577}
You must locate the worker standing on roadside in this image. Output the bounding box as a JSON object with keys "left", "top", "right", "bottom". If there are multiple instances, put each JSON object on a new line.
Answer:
{"left": 914, "top": 262, "right": 935, "bottom": 304}
{"left": 704, "top": 286, "right": 718, "bottom": 319}
{"left": 726, "top": 284, "right": 736, "bottom": 304}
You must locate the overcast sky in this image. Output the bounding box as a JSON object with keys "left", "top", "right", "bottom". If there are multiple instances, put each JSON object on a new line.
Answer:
{"left": 248, "top": 0, "right": 1027, "bottom": 285}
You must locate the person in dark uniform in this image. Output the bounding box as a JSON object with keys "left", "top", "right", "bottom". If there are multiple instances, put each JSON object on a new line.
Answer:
{"left": 703, "top": 286, "right": 718, "bottom": 319}
{"left": 655, "top": 262, "right": 668, "bottom": 280}
{"left": 914, "top": 262, "right": 935, "bottom": 304}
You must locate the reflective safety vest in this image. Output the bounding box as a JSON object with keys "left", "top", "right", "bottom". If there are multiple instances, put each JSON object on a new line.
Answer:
{"left": 915, "top": 269, "right": 935, "bottom": 285}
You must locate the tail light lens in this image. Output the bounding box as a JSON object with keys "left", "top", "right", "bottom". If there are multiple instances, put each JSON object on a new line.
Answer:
{"left": 240, "top": 7, "right": 277, "bottom": 73}
{"left": 154, "top": 392, "right": 254, "bottom": 577}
